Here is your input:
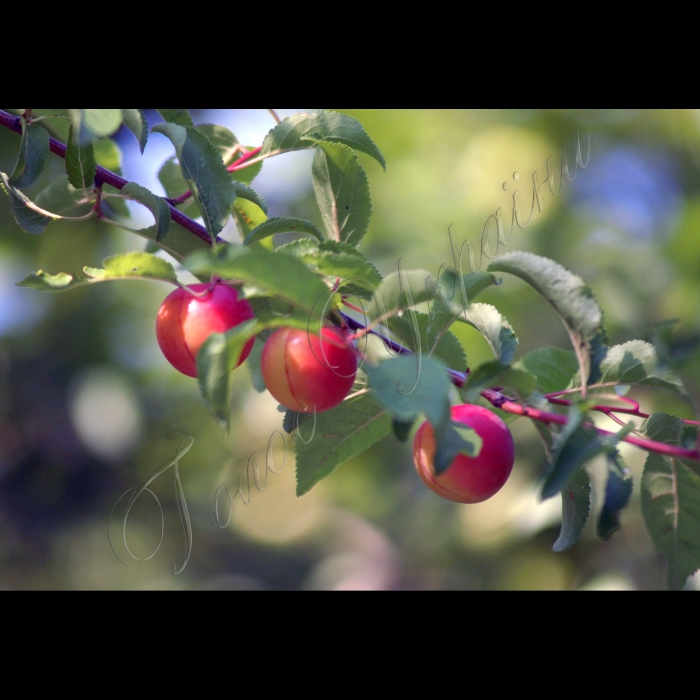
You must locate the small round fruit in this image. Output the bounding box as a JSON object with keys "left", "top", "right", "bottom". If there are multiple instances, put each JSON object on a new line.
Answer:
{"left": 156, "top": 282, "right": 255, "bottom": 378}
{"left": 260, "top": 326, "right": 357, "bottom": 413}
{"left": 412, "top": 403, "right": 515, "bottom": 504}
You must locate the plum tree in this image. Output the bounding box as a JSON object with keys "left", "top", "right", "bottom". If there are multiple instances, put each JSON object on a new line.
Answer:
{"left": 260, "top": 326, "right": 357, "bottom": 413}
{"left": 413, "top": 403, "right": 515, "bottom": 504}
{"left": 156, "top": 281, "right": 255, "bottom": 378}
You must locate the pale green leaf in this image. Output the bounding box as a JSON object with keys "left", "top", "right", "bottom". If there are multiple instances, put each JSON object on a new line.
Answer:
{"left": 244, "top": 217, "right": 324, "bottom": 245}
{"left": 457, "top": 302, "right": 518, "bottom": 363}
{"left": 0, "top": 171, "right": 52, "bottom": 234}
{"left": 514, "top": 347, "right": 579, "bottom": 394}
{"left": 121, "top": 109, "right": 149, "bottom": 153}
{"left": 120, "top": 182, "right": 171, "bottom": 242}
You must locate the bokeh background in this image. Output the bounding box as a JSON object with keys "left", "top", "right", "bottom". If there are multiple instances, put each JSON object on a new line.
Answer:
{"left": 1, "top": 108, "right": 699, "bottom": 590}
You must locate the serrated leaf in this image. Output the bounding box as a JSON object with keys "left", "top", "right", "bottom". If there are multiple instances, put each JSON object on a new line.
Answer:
{"left": 157, "top": 109, "right": 194, "bottom": 128}
{"left": 641, "top": 412, "right": 700, "bottom": 590}
{"left": 232, "top": 181, "right": 268, "bottom": 216}
{"left": 121, "top": 109, "right": 149, "bottom": 153}
{"left": 232, "top": 197, "right": 268, "bottom": 242}
{"left": 462, "top": 360, "right": 537, "bottom": 403}
{"left": 309, "top": 139, "right": 372, "bottom": 247}
{"left": 295, "top": 392, "right": 392, "bottom": 496}
{"left": 261, "top": 110, "right": 386, "bottom": 169}
{"left": 282, "top": 408, "right": 314, "bottom": 435}
{"left": 514, "top": 347, "right": 580, "bottom": 394}
{"left": 244, "top": 217, "right": 324, "bottom": 245}
{"left": 195, "top": 123, "right": 239, "bottom": 163}
{"left": 552, "top": 466, "right": 591, "bottom": 552}
{"left": 153, "top": 122, "right": 237, "bottom": 239}
{"left": 595, "top": 340, "right": 687, "bottom": 395}
{"left": 388, "top": 312, "right": 467, "bottom": 371}
{"left": 457, "top": 302, "right": 518, "bottom": 363}
{"left": 66, "top": 109, "right": 123, "bottom": 146}
{"left": 597, "top": 453, "right": 633, "bottom": 541}
{"left": 276, "top": 239, "right": 382, "bottom": 288}
{"left": 184, "top": 245, "right": 330, "bottom": 317}
{"left": 120, "top": 182, "right": 171, "bottom": 242}
{"left": 437, "top": 269, "right": 502, "bottom": 312}
{"left": 66, "top": 124, "right": 96, "bottom": 190}
{"left": 10, "top": 119, "right": 49, "bottom": 189}
{"left": 17, "top": 252, "right": 178, "bottom": 292}
{"left": 0, "top": 171, "right": 52, "bottom": 234}
{"left": 488, "top": 252, "right": 605, "bottom": 389}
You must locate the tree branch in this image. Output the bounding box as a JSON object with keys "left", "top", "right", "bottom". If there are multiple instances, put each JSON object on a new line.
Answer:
{"left": 0, "top": 109, "right": 216, "bottom": 247}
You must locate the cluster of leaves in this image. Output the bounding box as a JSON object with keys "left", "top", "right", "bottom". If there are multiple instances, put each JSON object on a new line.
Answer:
{"left": 3, "top": 108, "right": 700, "bottom": 589}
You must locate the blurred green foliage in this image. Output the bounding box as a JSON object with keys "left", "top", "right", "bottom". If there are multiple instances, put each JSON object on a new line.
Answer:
{"left": 1, "top": 109, "right": 699, "bottom": 590}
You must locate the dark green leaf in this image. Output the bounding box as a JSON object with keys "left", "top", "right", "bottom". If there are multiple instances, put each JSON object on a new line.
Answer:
{"left": 0, "top": 171, "right": 52, "bottom": 234}
{"left": 184, "top": 245, "right": 330, "bottom": 317}
{"left": 432, "top": 421, "right": 483, "bottom": 475}
{"left": 392, "top": 418, "right": 414, "bottom": 443}
{"left": 157, "top": 109, "right": 194, "bottom": 128}
{"left": 277, "top": 239, "right": 383, "bottom": 290}
{"left": 388, "top": 312, "right": 467, "bottom": 371}
{"left": 120, "top": 182, "right": 171, "bottom": 242}
{"left": 67, "top": 109, "right": 123, "bottom": 146}
{"left": 246, "top": 338, "right": 267, "bottom": 393}
{"left": 232, "top": 181, "right": 268, "bottom": 216}
{"left": 283, "top": 408, "right": 313, "bottom": 435}
{"left": 365, "top": 355, "right": 451, "bottom": 426}
{"left": 295, "top": 392, "right": 392, "bottom": 496}
{"left": 261, "top": 110, "right": 386, "bottom": 169}
{"left": 66, "top": 125, "right": 96, "bottom": 190}
{"left": 122, "top": 109, "right": 149, "bottom": 153}
{"left": 488, "top": 251, "right": 605, "bottom": 388}
{"left": 10, "top": 119, "right": 49, "bottom": 188}
{"left": 514, "top": 347, "right": 580, "bottom": 394}
{"left": 462, "top": 360, "right": 537, "bottom": 403}
{"left": 153, "top": 122, "right": 237, "bottom": 239}
{"left": 457, "top": 302, "right": 518, "bottom": 363}
{"left": 595, "top": 340, "right": 687, "bottom": 395}
{"left": 244, "top": 217, "right": 324, "bottom": 245}
{"left": 641, "top": 412, "right": 700, "bottom": 590}
{"left": 310, "top": 139, "right": 372, "bottom": 247}
{"left": 552, "top": 466, "right": 591, "bottom": 552}
{"left": 597, "top": 453, "right": 633, "bottom": 541}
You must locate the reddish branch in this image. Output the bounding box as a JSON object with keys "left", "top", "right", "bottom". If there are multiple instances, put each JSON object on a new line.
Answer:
{"left": 0, "top": 109, "right": 214, "bottom": 246}
{"left": 339, "top": 306, "right": 700, "bottom": 463}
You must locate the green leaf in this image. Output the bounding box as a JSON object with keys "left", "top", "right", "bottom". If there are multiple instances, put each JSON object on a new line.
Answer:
{"left": 0, "top": 171, "right": 52, "bottom": 234}
{"left": 121, "top": 109, "right": 149, "bottom": 153}
{"left": 195, "top": 123, "right": 239, "bottom": 163}
{"left": 232, "top": 198, "right": 268, "bottom": 242}
{"left": 157, "top": 109, "right": 194, "bottom": 128}
{"left": 597, "top": 453, "right": 633, "bottom": 541}
{"left": 462, "top": 360, "right": 537, "bottom": 403}
{"left": 67, "top": 109, "right": 123, "bottom": 146}
{"left": 387, "top": 312, "right": 467, "bottom": 371}
{"left": 365, "top": 355, "right": 451, "bottom": 426}
{"left": 10, "top": 119, "right": 49, "bottom": 189}
{"left": 641, "top": 412, "right": 700, "bottom": 590}
{"left": 153, "top": 122, "right": 237, "bottom": 239}
{"left": 432, "top": 421, "right": 483, "bottom": 475}
{"left": 197, "top": 319, "right": 259, "bottom": 430}
{"left": 276, "top": 239, "right": 382, "bottom": 288}
{"left": 66, "top": 124, "right": 96, "bottom": 190}
{"left": 295, "top": 392, "right": 392, "bottom": 496}
{"left": 595, "top": 340, "right": 687, "bottom": 395}
{"left": 232, "top": 181, "right": 268, "bottom": 216}
{"left": 93, "top": 137, "right": 122, "bottom": 175}
{"left": 261, "top": 110, "right": 386, "bottom": 169}
{"left": 310, "top": 140, "right": 372, "bottom": 247}
{"left": 457, "top": 302, "right": 518, "bottom": 364}
{"left": 514, "top": 347, "right": 579, "bottom": 394}
{"left": 244, "top": 217, "right": 324, "bottom": 245}
{"left": 184, "top": 245, "right": 330, "bottom": 317}
{"left": 120, "top": 182, "right": 171, "bottom": 242}
{"left": 17, "top": 251, "right": 178, "bottom": 292}
{"left": 437, "top": 269, "right": 502, "bottom": 311}
{"left": 246, "top": 337, "right": 267, "bottom": 393}
{"left": 488, "top": 251, "right": 605, "bottom": 388}
{"left": 552, "top": 466, "right": 591, "bottom": 552}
